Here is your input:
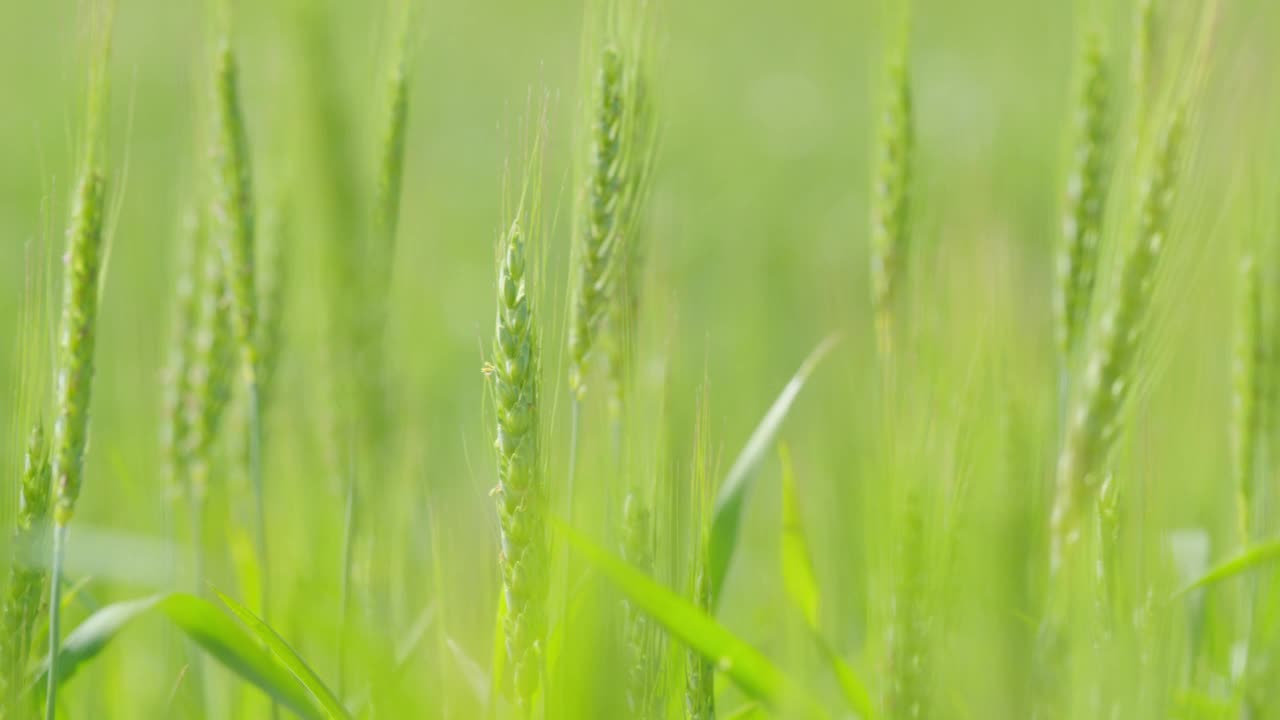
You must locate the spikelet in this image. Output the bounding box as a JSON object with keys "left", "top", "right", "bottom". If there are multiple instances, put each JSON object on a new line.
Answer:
{"left": 1, "top": 425, "right": 51, "bottom": 709}
{"left": 569, "top": 46, "right": 626, "bottom": 398}
{"left": 1057, "top": 31, "right": 1111, "bottom": 360}
{"left": 490, "top": 221, "right": 547, "bottom": 706}
{"left": 182, "top": 231, "right": 235, "bottom": 510}
{"left": 210, "top": 36, "right": 258, "bottom": 381}
{"left": 1232, "top": 252, "right": 1264, "bottom": 545}
{"left": 606, "top": 61, "right": 657, "bottom": 420}
{"left": 885, "top": 484, "right": 930, "bottom": 720}
{"left": 373, "top": 34, "right": 409, "bottom": 264}
{"left": 1051, "top": 108, "right": 1185, "bottom": 572}
{"left": 870, "top": 43, "right": 914, "bottom": 356}
{"left": 684, "top": 536, "right": 714, "bottom": 720}
{"left": 356, "top": 30, "right": 411, "bottom": 452}
{"left": 161, "top": 209, "right": 204, "bottom": 502}
{"left": 50, "top": 168, "right": 107, "bottom": 526}
{"left": 620, "top": 490, "right": 655, "bottom": 716}
{"left": 255, "top": 202, "right": 287, "bottom": 410}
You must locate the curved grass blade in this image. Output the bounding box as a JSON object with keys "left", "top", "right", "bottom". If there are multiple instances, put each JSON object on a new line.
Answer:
{"left": 778, "top": 444, "right": 875, "bottom": 719}
{"left": 558, "top": 520, "right": 830, "bottom": 719}
{"left": 446, "top": 634, "right": 490, "bottom": 706}
{"left": 816, "top": 635, "right": 875, "bottom": 720}
{"left": 779, "top": 443, "right": 820, "bottom": 630}
{"left": 215, "top": 589, "right": 352, "bottom": 719}
{"left": 710, "top": 335, "right": 839, "bottom": 608}
{"left": 38, "top": 593, "right": 324, "bottom": 719}
{"left": 1175, "top": 539, "right": 1280, "bottom": 596}
{"left": 723, "top": 702, "right": 765, "bottom": 719}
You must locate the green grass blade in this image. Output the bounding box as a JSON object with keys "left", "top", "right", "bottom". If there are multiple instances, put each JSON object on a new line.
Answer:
{"left": 38, "top": 593, "right": 324, "bottom": 719}
{"left": 722, "top": 702, "right": 765, "bottom": 719}
{"left": 779, "top": 443, "right": 820, "bottom": 630}
{"left": 1176, "top": 539, "right": 1280, "bottom": 596}
{"left": 215, "top": 589, "right": 352, "bottom": 719}
{"left": 710, "top": 335, "right": 839, "bottom": 608}
{"left": 558, "top": 521, "right": 830, "bottom": 719}
{"left": 778, "top": 444, "right": 875, "bottom": 718}
{"left": 816, "top": 635, "right": 875, "bottom": 720}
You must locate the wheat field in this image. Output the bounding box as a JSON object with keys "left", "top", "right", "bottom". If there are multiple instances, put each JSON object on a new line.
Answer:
{"left": 2, "top": 0, "right": 1280, "bottom": 718}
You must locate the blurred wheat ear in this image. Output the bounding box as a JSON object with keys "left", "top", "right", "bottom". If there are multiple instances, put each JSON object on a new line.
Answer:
{"left": 1051, "top": 106, "right": 1185, "bottom": 575}
{"left": 870, "top": 41, "right": 914, "bottom": 360}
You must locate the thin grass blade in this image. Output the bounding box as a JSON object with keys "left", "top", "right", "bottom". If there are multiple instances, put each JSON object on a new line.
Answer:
{"left": 1176, "top": 539, "right": 1280, "bottom": 596}
{"left": 559, "top": 520, "right": 830, "bottom": 718}
{"left": 710, "top": 335, "right": 839, "bottom": 607}
{"left": 778, "top": 444, "right": 875, "bottom": 718}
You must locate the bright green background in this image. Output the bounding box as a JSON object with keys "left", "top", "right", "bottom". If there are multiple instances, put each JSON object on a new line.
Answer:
{"left": 2, "top": 0, "right": 1279, "bottom": 717}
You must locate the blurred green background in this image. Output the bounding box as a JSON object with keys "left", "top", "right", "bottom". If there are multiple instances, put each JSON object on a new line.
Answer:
{"left": 3, "top": 0, "right": 1280, "bottom": 717}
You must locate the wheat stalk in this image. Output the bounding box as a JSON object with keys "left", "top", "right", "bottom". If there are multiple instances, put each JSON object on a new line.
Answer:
{"left": 1233, "top": 251, "right": 1264, "bottom": 546}
{"left": 46, "top": 63, "right": 110, "bottom": 719}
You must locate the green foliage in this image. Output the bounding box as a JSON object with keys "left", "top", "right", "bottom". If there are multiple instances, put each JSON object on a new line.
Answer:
{"left": 37, "top": 593, "right": 331, "bottom": 719}
{"left": 709, "top": 336, "right": 837, "bottom": 608}
{"left": 560, "top": 522, "right": 829, "bottom": 719}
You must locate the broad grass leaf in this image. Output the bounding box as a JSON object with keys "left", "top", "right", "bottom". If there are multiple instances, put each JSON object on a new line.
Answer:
{"left": 215, "top": 589, "right": 352, "bottom": 719}
{"left": 41, "top": 592, "right": 325, "bottom": 719}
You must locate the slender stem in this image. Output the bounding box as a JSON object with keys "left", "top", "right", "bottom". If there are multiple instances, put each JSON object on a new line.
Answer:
{"left": 553, "top": 397, "right": 583, "bottom": 715}
{"left": 338, "top": 468, "right": 358, "bottom": 696}
{"left": 245, "top": 376, "right": 275, "bottom": 720}
{"left": 188, "top": 478, "right": 208, "bottom": 711}
{"left": 44, "top": 523, "right": 68, "bottom": 720}
{"left": 248, "top": 377, "right": 268, "bottom": 615}
{"left": 567, "top": 399, "right": 581, "bottom": 527}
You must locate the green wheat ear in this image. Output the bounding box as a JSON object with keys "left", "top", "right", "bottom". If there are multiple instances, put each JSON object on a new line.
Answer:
{"left": 570, "top": 45, "right": 626, "bottom": 399}
{"left": 490, "top": 220, "right": 547, "bottom": 708}
{"left": 45, "top": 11, "right": 113, "bottom": 715}
{"left": 885, "top": 484, "right": 931, "bottom": 720}
{"left": 161, "top": 208, "right": 203, "bottom": 508}
{"left": 1232, "top": 251, "right": 1264, "bottom": 545}
{"left": 620, "top": 488, "right": 656, "bottom": 715}
{"left": 51, "top": 168, "right": 107, "bottom": 527}
{"left": 210, "top": 35, "right": 258, "bottom": 380}
{"left": 870, "top": 41, "right": 914, "bottom": 357}
{"left": 2, "top": 424, "right": 51, "bottom": 710}
{"left": 1051, "top": 107, "right": 1185, "bottom": 573}
{"left": 1056, "top": 30, "right": 1111, "bottom": 362}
